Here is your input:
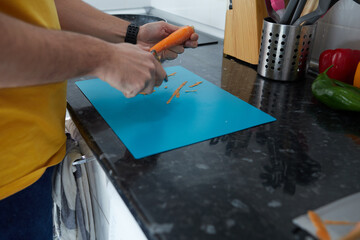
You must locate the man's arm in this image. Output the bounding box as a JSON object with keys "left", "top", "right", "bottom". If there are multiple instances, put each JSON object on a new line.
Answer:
{"left": 0, "top": 12, "right": 165, "bottom": 97}
{"left": 54, "top": 0, "right": 199, "bottom": 59}
{"left": 54, "top": 0, "right": 129, "bottom": 43}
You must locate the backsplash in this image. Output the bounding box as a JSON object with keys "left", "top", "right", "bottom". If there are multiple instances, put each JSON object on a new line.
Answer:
{"left": 310, "top": 0, "right": 360, "bottom": 63}
{"left": 84, "top": 0, "right": 359, "bottom": 64}
{"left": 83, "top": 0, "right": 228, "bottom": 39}
{"left": 83, "top": 0, "right": 150, "bottom": 12}
{"left": 150, "top": 0, "right": 227, "bottom": 38}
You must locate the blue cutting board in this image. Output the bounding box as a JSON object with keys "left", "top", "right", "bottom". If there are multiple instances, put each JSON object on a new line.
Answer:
{"left": 76, "top": 66, "right": 276, "bottom": 159}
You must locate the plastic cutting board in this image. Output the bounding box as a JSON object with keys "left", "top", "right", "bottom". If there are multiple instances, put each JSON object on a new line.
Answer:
{"left": 76, "top": 66, "right": 276, "bottom": 159}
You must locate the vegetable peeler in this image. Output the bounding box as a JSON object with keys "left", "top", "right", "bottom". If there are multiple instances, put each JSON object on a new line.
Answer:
{"left": 151, "top": 49, "right": 168, "bottom": 82}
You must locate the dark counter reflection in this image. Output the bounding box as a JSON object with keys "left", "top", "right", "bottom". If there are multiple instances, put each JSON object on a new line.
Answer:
{"left": 256, "top": 129, "right": 321, "bottom": 195}
{"left": 220, "top": 57, "right": 322, "bottom": 195}
{"left": 112, "top": 150, "right": 158, "bottom": 188}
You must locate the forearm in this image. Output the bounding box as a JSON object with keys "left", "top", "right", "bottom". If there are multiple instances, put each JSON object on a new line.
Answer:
{"left": 54, "top": 0, "right": 129, "bottom": 43}
{"left": 0, "top": 12, "right": 110, "bottom": 88}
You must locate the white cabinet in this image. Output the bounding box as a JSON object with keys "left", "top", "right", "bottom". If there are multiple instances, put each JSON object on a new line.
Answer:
{"left": 85, "top": 160, "right": 147, "bottom": 240}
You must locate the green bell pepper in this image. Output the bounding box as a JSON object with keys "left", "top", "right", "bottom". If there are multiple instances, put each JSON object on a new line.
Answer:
{"left": 312, "top": 66, "right": 360, "bottom": 112}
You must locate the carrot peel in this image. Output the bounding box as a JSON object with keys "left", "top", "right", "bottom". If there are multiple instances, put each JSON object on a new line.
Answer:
{"left": 324, "top": 220, "right": 358, "bottom": 225}
{"left": 167, "top": 72, "right": 176, "bottom": 77}
{"left": 189, "top": 81, "right": 203, "bottom": 88}
{"left": 308, "top": 211, "right": 331, "bottom": 240}
{"left": 341, "top": 222, "right": 360, "bottom": 240}
{"left": 139, "top": 90, "right": 155, "bottom": 95}
{"left": 167, "top": 81, "right": 187, "bottom": 104}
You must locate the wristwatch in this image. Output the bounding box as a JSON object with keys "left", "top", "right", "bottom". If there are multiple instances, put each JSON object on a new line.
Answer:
{"left": 124, "top": 23, "right": 139, "bottom": 44}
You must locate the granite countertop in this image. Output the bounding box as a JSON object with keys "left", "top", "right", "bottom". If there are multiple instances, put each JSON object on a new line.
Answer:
{"left": 66, "top": 35, "right": 360, "bottom": 239}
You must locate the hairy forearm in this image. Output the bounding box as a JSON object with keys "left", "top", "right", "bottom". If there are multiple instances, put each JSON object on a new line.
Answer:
{"left": 54, "top": 0, "right": 129, "bottom": 43}
{"left": 0, "top": 12, "right": 110, "bottom": 88}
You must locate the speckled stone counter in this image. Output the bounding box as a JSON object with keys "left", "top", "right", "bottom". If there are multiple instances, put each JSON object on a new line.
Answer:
{"left": 66, "top": 37, "right": 360, "bottom": 240}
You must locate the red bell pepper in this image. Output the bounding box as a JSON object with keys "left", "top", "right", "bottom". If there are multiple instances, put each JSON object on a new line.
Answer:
{"left": 319, "top": 48, "right": 360, "bottom": 85}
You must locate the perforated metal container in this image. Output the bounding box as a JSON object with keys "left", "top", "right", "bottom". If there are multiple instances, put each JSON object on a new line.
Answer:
{"left": 257, "top": 18, "right": 317, "bottom": 81}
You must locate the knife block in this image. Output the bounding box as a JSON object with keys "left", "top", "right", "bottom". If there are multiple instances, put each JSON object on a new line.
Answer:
{"left": 223, "top": 0, "right": 268, "bottom": 65}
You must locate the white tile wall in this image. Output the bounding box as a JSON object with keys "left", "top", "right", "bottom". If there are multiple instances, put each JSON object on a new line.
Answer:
{"left": 311, "top": 0, "right": 360, "bottom": 62}
{"left": 83, "top": 0, "right": 150, "bottom": 11}
{"left": 83, "top": 0, "right": 228, "bottom": 38}
{"left": 150, "top": 0, "right": 227, "bottom": 31}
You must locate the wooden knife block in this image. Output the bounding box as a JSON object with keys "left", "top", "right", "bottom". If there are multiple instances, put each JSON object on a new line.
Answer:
{"left": 223, "top": 0, "right": 268, "bottom": 65}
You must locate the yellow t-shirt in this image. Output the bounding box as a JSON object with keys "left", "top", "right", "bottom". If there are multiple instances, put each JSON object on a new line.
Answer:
{"left": 0, "top": 1, "right": 67, "bottom": 199}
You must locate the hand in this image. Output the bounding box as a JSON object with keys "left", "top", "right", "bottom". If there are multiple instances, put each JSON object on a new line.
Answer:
{"left": 96, "top": 43, "right": 166, "bottom": 98}
{"left": 137, "top": 21, "right": 199, "bottom": 60}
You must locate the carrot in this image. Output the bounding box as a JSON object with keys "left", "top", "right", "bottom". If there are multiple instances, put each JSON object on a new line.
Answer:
{"left": 308, "top": 211, "right": 331, "bottom": 240}
{"left": 167, "top": 81, "right": 187, "bottom": 104}
{"left": 150, "top": 26, "right": 195, "bottom": 54}
{"left": 354, "top": 61, "right": 360, "bottom": 88}
{"left": 176, "top": 92, "right": 180, "bottom": 98}
{"left": 185, "top": 90, "right": 197, "bottom": 93}
{"left": 168, "top": 72, "right": 177, "bottom": 77}
{"left": 189, "top": 81, "right": 203, "bottom": 88}
{"left": 324, "top": 220, "right": 358, "bottom": 225}
{"left": 164, "top": 86, "right": 168, "bottom": 89}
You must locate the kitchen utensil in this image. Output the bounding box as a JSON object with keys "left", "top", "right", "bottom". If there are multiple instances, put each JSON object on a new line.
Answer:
{"left": 279, "top": 0, "right": 299, "bottom": 24}
{"left": 265, "top": 0, "right": 280, "bottom": 22}
{"left": 299, "top": 0, "right": 319, "bottom": 17}
{"left": 293, "top": 0, "right": 331, "bottom": 26}
{"left": 271, "top": 0, "right": 286, "bottom": 18}
{"left": 290, "top": 0, "right": 307, "bottom": 25}
{"left": 150, "top": 50, "right": 168, "bottom": 82}
{"left": 298, "top": 0, "right": 338, "bottom": 23}
{"left": 76, "top": 66, "right": 276, "bottom": 159}
{"left": 271, "top": 0, "right": 286, "bottom": 11}
{"left": 114, "top": 14, "right": 169, "bottom": 82}
{"left": 257, "top": 18, "right": 317, "bottom": 81}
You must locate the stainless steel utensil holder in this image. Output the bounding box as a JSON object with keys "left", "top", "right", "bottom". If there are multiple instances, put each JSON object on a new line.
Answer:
{"left": 257, "top": 18, "right": 317, "bottom": 81}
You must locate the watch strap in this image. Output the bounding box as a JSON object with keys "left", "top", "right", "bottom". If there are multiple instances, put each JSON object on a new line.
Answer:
{"left": 124, "top": 23, "right": 139, "bottom": 44}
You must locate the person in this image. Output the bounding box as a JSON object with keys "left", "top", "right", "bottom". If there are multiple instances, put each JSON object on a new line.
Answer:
{"left": 0, "top": 0, "right": 198, "bottom": 239}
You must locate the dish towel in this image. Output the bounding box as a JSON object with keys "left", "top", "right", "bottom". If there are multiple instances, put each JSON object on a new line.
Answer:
{"left": 52, "top": 120, "right": 96, "bottom": 240}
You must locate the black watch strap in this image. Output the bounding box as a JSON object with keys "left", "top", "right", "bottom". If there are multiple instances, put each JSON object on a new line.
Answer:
{"left": 124, "top": 23, "right": 139, "bottom": 44}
